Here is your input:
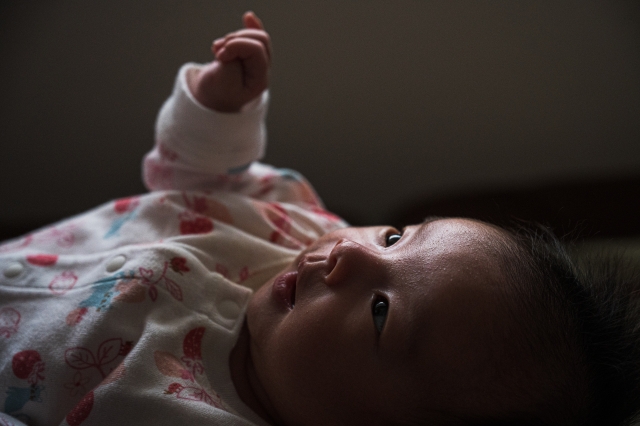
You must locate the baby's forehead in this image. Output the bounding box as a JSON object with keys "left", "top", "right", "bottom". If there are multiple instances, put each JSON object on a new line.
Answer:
{"left": 400, "top": 222, "right": 519, "bottom": 322}
{"left": 401, "top": 218, "right": 512, "bottom": 269}
{"left": 388, "top": 220, "right": 514, "bottom": 344}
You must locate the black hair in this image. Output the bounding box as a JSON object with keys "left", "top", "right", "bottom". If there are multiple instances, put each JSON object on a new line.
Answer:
{"left": 473, "top": 223, "right": 640, "bottom": 426}
{"left": 396, "top": 222, "right": 640, "bottom": 426}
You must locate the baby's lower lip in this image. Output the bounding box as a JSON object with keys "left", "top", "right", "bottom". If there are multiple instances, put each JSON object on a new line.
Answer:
{"left": 271, "top": 271, "right": 297, "bottom": 309}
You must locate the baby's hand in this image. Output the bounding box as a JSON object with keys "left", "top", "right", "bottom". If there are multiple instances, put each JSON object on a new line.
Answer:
{"left": 188, "top": 11, "right": 271, "bottom": 112}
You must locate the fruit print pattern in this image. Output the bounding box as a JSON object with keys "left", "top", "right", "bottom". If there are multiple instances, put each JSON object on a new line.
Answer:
{"left": 178, "top": 211, "right": 214, "bottom": 235}
{"left": 3, "top": 350, "right": 45, "bottom": 420}
{"left": 104, "top": 197, "right": 140, "bottom": 239}
{"left": 155, "top": 327, "right": 227, "bottom": 410}
{"left": 26, "top": 254, "right": 58, "bottom": 266}
{"left": 256, "top": 202, "right": 315, "bottom": 249}
{"left": 65, "top": 338, "right": 131, "bottom": 380}
{"left": 64, "top": 372, "right": 90, "bottom": 397}
{"left": 182, "top": 192, "right": 233, "bottom": 225}
{"left": 65, "top": 391, "right": 94, "bottom": 426}
{"left": 67, "top": 271, "right": 135, "bottom": 320}
{"left": 67, "top": 258, "right": 187, "bottom": 325}
{"left": 0, "top": 223, "right": 76, "bottom": 253}
{"left": 0, "top": 308, "right": 20, "bottom": 338}
{"left": 170, "top": 257, "right": 190, "bottom": 274}
{"left": 63, "top": 343, "right": 128, "bottom": 426}
{"left": 214, "top": 264, "right": 255, "bottom": 284}
{"left": 137, "top": 261, "right": 183, "bottom": 302}
{"left": 177, "top": 192, "right": 236, "bottom": 235}
{"left": 0, "top": 68, "right": 348, "bottom": 424}
{"left": 49, "top": 271, "right": 78, "bottom": 295}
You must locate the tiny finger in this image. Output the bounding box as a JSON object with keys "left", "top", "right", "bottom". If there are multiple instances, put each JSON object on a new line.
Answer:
{"left": 216, "top": 38, "right": 268, "bottom": 73}
{"left": 243, "top": 11, "right": 264, "bottom": 30}
{"left": 212, "top": 37, "right": 226, "bottom": 54}
{"left": 213, "top": 29, "right": 271, "bottom": 62}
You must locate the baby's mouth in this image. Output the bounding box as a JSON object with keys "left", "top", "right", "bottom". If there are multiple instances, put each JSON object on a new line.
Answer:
{"left": 272, "top": 271, "right": 298, "bottom": 309}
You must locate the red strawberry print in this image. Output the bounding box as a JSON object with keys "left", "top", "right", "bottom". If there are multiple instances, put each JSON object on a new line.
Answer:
{"left": 113, "top": 197, "right": 139, "bottom": 214}
{"left": 165, "top": 382, "right": 184, "bottom": 394}
{"left": 170, "top": 257, "right": 190, "bottom": 274}
{"left": 12, "top": 350, "right": 44, "bottom": 383}
{"left": 155, "top": 329, "right": 224, "bottom": 409}
{"left": 183, "top": 327, "right": 205, "bottom": 361}
{"left": 26, "top": 254, "right": 58, "bottom": 266}
{"left": 179, "top": 216, "right": 213, "bottom": 235}
{"left": 66, "top": 390, "right": 94, "bottom": 426}
{"left": 0, "top": 307, "right": 21, "bottom": 338}
{"left": 49, "top": 271, "right": 78, "bottom": 295}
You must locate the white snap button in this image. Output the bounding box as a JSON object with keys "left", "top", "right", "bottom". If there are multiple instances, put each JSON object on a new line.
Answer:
{"left": 218, "top": 300, "right": 241, "bottom": 319}
{"left": 106, "top": 255, "right": 126, "bottom": 272}
{"left": 4, "top": 262, "right": 24, "bottom": 278}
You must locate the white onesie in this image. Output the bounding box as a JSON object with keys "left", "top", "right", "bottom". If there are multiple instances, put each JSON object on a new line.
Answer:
{"left": 0, "top": 63, "right": 345, "bottom": 426}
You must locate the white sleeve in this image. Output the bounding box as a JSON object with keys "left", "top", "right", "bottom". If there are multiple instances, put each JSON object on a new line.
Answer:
{"left": 143, "top": 62, "right": 268, "bottom": 191}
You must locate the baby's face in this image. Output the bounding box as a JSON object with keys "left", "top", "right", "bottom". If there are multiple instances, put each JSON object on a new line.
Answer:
{"left": 246, "top": 218, "right": 517, "bottom": 425}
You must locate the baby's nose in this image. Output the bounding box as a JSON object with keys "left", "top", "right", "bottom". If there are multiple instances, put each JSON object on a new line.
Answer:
{"left": 325, "top": 239, "right": 385, "bottom": 287}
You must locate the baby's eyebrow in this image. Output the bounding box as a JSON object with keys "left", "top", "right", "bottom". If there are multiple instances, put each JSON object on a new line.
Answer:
{"left": 410, "top": 216, "right": 444, "bottom": 234}
{"left": 420, "top": 215, "right": 444, "bottom": 226}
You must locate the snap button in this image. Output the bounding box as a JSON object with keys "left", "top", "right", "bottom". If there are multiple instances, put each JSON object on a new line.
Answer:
{"left": 106, "top": 255, "right": 126, "bottom": 272}
{"left": 217, "top": 300, "right": 241, "bottom": 319}
{"left": 4, "top": 262, "right": 24, "bottom": 278}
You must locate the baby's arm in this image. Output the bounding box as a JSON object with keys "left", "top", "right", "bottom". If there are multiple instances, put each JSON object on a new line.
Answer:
{"left": 143, "top": 12, "right": 272, "bottom": 191}
{"left": 190, "top": 12, "right": 270, "bottom": 113}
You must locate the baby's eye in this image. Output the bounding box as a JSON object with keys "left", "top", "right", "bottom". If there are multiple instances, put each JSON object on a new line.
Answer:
{"left": 372, "top": 297, "right": 389, "bottom": 333}
{"left": 385, "top": 231, "right": 402, "bottom": 247}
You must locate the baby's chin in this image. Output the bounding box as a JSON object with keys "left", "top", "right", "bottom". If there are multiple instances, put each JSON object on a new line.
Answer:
{"left": 246, "top": 264, "right": 293, "bottom": 334}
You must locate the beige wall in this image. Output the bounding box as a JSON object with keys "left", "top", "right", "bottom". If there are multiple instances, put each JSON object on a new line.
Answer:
{"left": 1, "top": 1, "right": 639, "bottom": 226}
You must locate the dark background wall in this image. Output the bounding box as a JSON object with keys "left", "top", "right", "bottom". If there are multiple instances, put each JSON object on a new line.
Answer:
{"left": 1, "top": 1, "right": 639, "bottom": 232}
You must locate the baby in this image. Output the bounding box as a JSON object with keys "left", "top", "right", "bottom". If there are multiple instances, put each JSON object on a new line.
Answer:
{"left": 2, "top": 11, "right": 640, "bottom": 426}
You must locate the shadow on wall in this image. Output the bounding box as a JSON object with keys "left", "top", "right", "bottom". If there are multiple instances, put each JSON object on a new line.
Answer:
{"left": 1, "top": 1, "right": 639, "bottom": 236}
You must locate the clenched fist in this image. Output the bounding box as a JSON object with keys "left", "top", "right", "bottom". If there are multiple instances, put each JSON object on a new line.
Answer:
{"left": 188, "top": 11, "right": 272, "bottom": 112}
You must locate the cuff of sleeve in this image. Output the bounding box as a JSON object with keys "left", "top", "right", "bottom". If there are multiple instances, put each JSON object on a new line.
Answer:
{"left": 155, "top": 62, "right": 268, "bottom": 173}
